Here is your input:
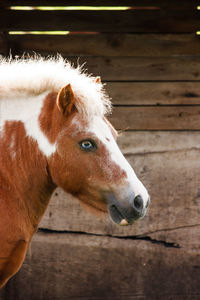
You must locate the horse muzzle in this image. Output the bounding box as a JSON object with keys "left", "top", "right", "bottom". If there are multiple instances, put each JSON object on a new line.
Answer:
{"left": 107, "top": 193, "right": 150, "bottom": 226}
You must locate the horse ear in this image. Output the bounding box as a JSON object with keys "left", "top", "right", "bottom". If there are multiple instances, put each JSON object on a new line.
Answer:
{"left": 95, "top": 76, "right": 101, "bottom": 84}
{"left": 56, "top": 84, "right": 75, "bottom": 116}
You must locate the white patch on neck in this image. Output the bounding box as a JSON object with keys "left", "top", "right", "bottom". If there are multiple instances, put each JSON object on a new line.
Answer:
{"left": 87, "top": 116, "right": 149, "bottom": 206}
{"left": 0, "top": 92, "right": 56, "bottom": 157}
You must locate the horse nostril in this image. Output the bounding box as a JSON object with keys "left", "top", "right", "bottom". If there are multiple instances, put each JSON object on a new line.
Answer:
{"left": 132, "top": 195, "right": 144, "bottom": 213}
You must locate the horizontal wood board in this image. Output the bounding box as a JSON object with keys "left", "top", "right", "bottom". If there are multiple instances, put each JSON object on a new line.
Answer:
{"left": 107, "top": 82, "right": 200, "bottom": 105}
{"left": 68, "top": 56, "right": 200, "bottom": 81}
{"left": 1, "top": 55, "right": 200, "bottom": 82}
{"left": 2, "top": 34, "right": 200, "bottom": 57}
{"left": 1, "top": 231, "right": 200, "bottom": 300}
{"left": 109, "top": 106, "right": 200, "bottom": 130}
{"left": 0, "top": 9, "right": 199, "bottom": 33}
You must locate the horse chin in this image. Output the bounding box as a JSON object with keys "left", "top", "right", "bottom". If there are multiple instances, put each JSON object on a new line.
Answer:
{"left": 108, "top": 204, "right": 133, "bottom": 226}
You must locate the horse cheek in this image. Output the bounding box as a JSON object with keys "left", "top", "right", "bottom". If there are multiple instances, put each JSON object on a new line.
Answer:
{"left": 48, "top": 153, "right": 83, "bottom": 194}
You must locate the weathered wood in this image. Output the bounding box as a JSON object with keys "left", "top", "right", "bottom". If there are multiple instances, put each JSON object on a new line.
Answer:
{"left": 0, "top": 1, "right": 199, "bottom": 298}
{"left": 148, "top": 225, "right": 200, "bottom": 249}
{"left": 109, "top": 106, "right": 200, "bottom": 130}
{"left": 107, "top": 82, "right": 200, "bottom": 105}
{"left": 0, "top": 231, "right": 200, "bottom": 300}
{"left": 117, "top": 131, "right": 200, "bottom": 154}
{"left": 40, "top": 132, "right": 200, "bottom": 237}
{"left": 0, "top": 55, "right": 199, "bottom": 81}
{"left": 68, "top": 56, "right": 200, "bottom": 81}
{"left": 5, "top": 34, "right": 200, "bottom": 57}
{"left": 0, "top": 9, "right": 198, "bottom": 33}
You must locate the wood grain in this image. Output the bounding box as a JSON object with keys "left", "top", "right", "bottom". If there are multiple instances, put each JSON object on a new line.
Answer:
{"left": 0, "top": 55, "right": 197, "bottom": 82}
{"left": 2, "top": 43, "right": 200, "bottom": 80}
{"left": 0, "top": 9, "right": 198, "bottom": 33}
{"left": 68, "top": 56, "right": 200, "bottom": 81}
{"left": 106, "top": 82, "right": 200, "bottom": 105}
{"left": 4, "top": 34, "right": 200, "bottom": 57}
{"left": 109, "top": 106, "right": 200, "bottom": 130}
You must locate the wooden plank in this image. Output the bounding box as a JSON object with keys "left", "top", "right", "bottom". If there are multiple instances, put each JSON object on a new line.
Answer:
{"left": 148, "top": 226, "right": 200, "bottom": 250}
{"left": 1, "top": 55, "right": 194, "bottom": 82}
{"left": 1, "top": 231, "right": 200, "bottom": 299}
{"left": 107, "top": 82, "right": 200, "bottom": 105}
{"left": 1, "top": 0, "right": 199, "bottom": 8}
{"left": 117, "top": 131, "right": 200, "bottom": 155}
{"left": 0, "top": 33, "right": 7, "bottom": 55}
{"left": 40, "top": 132, "right": 200, "bottom": 237}
{"left": 0, "top": 9, "right": 198, "bottom": 33}
{"left": 110, "top": 106, "right": 200, "bottom": 130}
{"left": 68, "top": 56, "right": 200, "bottom": 81}
{"left": 5, "top": 34, "right": 200, "bottom": 57}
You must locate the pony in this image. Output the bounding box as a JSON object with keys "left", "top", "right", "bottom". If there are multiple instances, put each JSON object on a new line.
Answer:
{"left": 0, "top": 56, "right": 150, "bottom": 287}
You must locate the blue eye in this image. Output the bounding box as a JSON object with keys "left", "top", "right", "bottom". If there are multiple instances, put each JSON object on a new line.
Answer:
{"left": 79, "top": 140, "right": 97, "bottom": 151}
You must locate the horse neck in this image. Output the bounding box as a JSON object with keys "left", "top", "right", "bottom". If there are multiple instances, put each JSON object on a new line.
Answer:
{"left": 0, "top": 93, "right": 57, "bottom": 233}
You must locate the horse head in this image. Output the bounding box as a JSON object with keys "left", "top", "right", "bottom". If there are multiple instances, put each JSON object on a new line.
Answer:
{"left": 44, "top": 81, "right": 150, "bottom": 226}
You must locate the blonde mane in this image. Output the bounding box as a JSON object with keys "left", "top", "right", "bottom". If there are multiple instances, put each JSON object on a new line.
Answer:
{"left": 0, "top": 56, "right": 111, "bottom": 119}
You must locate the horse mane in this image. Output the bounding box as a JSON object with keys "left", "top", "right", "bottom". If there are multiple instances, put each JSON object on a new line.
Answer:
{"left": 0, "top": 55, "right": 111, "bottom": 119}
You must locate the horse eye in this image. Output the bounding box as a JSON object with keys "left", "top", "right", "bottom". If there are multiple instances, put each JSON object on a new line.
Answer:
{"left": 79, "top": 140, "right": 97, "bottom": 151}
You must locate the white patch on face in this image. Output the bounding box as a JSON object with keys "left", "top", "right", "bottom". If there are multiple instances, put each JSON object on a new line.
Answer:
{"left": 0, "top": 92, "right": 56, "bottom": 157}
{"left": 87, "top": 116, "right": 149, "bottom": 207}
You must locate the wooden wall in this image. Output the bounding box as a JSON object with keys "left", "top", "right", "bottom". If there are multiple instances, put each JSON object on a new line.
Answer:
{"left": 1, "top": 1, "right": 200, "bottom": 299}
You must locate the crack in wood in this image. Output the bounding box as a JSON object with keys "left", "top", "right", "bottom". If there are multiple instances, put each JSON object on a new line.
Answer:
{"left": 140, "top": 223, "right": 200, "bottom": 236}
{"left": 38, "top": 228, "right": 180, "bottom": 248}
